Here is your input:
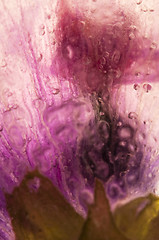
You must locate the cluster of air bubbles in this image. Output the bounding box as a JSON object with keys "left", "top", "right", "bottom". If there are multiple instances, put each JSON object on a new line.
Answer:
{"left": 78, "top": 109, "right": 144, "bottom": 203}
{"left": 78, "top": 119, "right": 112, "bottom": 186}
{"left": 133, "top": 83, "right": 152, "bottom": 93}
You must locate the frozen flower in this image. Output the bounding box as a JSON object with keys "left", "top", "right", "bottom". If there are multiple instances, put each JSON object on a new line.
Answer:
{"left": 0, "top": 0, "right": 159, "bottom": 239}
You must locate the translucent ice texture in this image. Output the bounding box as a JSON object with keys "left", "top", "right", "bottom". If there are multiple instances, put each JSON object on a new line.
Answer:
{"left": 1, "top": 0, "right": 159, "bottom": 239}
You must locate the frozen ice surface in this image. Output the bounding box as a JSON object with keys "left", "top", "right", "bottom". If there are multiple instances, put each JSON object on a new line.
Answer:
{"left": 0, "top": 0, "right": 159, "bottom": 239}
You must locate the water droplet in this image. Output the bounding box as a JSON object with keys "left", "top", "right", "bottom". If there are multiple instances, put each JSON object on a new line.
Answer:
{"left": 134, "top": 83, "right": 140, "bottom": 90}
{"left": 143, "top": 83, "right": 152, "bottom": 93}
{"left": 128, "top": 112, "right": 138, "bottom": 120}
{"left": 136, "top": 0, "right": 142, "bottom": 5}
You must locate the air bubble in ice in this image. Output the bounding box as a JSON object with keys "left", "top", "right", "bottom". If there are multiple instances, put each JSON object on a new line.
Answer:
{"left": 99, "top": 112, "right": 105, "bottom": 116}
{"left": 119, "top": 141, "right": 127, "bottom": 147}
{"left": 39, "top": 24, "right": 45, "bottom": 36}
{"left": 52, "top": 88, "right": 60, "bottom": 95}
{"left": 118, "top": 126, "right": 132, "bottom": 139}
{"left": 1, "top": 59, "right": 7, "bottom": 68}
{"left": 143, "top": 83, "right": 152, "bottom": 93}
{"left": 98, "top": 57, "right": 107, "bottom": 70}
{"left": 40, "top": 24, "right": 45, "bottom": 29}
{"left": 12, "top": 104, "right": 18, "bottom": 110}
{"left": 95, "top": 162, "right": 109, "bottom": 181}
{"left": 129, "top": 32, "right": 135, "bottom": 40}
{"left": 79, "top": 189, "right": 93, "bottom": 206}
{"left": 134, "top": 83, "right": 140, "bottom": 90}
{"left": 126, "top": 169, "right": 139, "bottom": 185}
{"left": 112, "top": 50, "right": 121, "bottom": 65}
{"left": 37, "top": 53, "right": 43, "bottom": 62}
{"left": 150, "top": 42, "right": 157, "bottom": 50}
{"left": 65, "top": 45, "right": 74, "bottom": 59}
{"left": 141, "top": 5, "right": 148, "bottom": 12}
{"left": 148, "top": 173, "right": 152, "bottom": 178}
{"left": 128, "top": 112, "right": 138, "bottom": 120}
{"left": 39, "top": 29, "right": 45, "bottom": 36}
{"left": 107, "top": 183, "right": 119, "bottom": 198}
{"left": 117, "top": 121, "right": 122, "bottom": 127}
{"left": 136, "top": 0, "right": 142, "bottom": 5}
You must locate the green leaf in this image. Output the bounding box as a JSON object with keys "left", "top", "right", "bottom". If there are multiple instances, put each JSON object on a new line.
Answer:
{"left": 145, "top": 212, "right": 159, "bottom": 240}
{"left": 5, "top": 170, "right": 84, "bottom": 240}
{"left": 79, "top": 179, "right": 129, "bottom": 240}
{"left": 114, "top": 194, "right": 159, "bottom": 240}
